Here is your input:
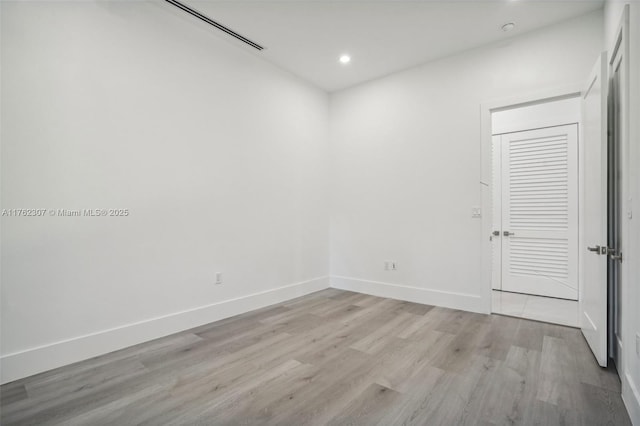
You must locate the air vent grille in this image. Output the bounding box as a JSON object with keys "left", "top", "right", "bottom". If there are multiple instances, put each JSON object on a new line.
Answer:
{"left": 166, "top": 0, "right": 265, "bottom": 51}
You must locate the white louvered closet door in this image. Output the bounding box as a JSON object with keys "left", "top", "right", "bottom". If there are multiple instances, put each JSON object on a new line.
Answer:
{"left": 500, "top": 125, "right": 578, "bottom": 300}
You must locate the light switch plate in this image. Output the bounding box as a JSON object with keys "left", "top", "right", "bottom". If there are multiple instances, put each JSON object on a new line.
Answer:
{"left": 471, "top": 206, "right": 482, "bottom": 218}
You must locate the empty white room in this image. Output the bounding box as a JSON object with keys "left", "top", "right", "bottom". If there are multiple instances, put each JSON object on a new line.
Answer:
{"left": 1, "top": 0, "right": 639, "bottom": 424}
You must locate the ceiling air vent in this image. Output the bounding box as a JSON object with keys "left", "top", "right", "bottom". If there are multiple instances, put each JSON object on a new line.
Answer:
{"left": 165, "top": 0, "right": 265, "bottom": 51}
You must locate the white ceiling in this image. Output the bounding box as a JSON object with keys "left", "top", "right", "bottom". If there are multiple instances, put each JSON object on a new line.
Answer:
{"left": 185, "top": 1, "right": 604, "bottom": 92}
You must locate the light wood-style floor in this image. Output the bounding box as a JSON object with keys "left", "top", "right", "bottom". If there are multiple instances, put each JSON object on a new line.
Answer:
{"left": 0, "top": 289, "right": 631, "bottom": 425}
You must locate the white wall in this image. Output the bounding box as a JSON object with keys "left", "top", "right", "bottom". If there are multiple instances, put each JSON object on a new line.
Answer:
{"left": 604, "top": 1, "right": 640, "bottom": 423}
{"left": 0, "top": 1, "right": 329, "bottom": 383}
{"left": 329, "top": 11, "right": 603, "bottom": 312}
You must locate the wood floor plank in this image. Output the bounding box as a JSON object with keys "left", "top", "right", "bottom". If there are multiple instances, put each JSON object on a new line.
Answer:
{"left": 393, "top": 300, "right": 435, "bottom": 316}
{"left": 551, "top": 324, "right": 623, "bottom": 392}
{"left": 0, "top": 289, "right": 630, "bottom": 425}
{"left": 260, "top": 348, "right": 374, "bottom": 425}
{"left": 513, "top": 318, "right": 546, "bottom": 352}
{"left": 350, "top": 294, "right": 387, "bottom": 308}
{"left": 194, "top": 315, "right": 264, "bottom": 341}
{"left": 477, "top": 313, "right": 522, "bottom": 361}
{"left": 56, "top": 382, "right": 173, "bottom": 426}
{"left": 281, "top": 291, "right": 334, "bottom": 311}
{"left": 536, "top": 335, "right": 582, "bottom": 410}
{"left": 1, "top": 364, "right": 160, "bottom": 426}
{"left": 576, "top": 381, "right": 632, "bottom": 426}
{"left": 0, "top": 382, "right": 28, "bottom": 406}
{"left": 321, "top": 288, "right": 351, "bottom": 299}
{"left": 433, "top": 308, "right": 473, "bottom": 334}
{"left": 261, "top": 312, "right": 326, "bottom": 335}
{"left": 25, "top": 358, "right": 148, "bottom": 400}
{"left": 425, "top": 355, "right": 501, "bottom": 426}
{"left": 326, "top": 383, "right": 402, "bottom": 426}
{"left": 168, "top": 359, "right": 303, "bottom": 425}
{"left": 319, "top": 303, "right": 366, "bottom": 322}
{"left": 326, "top": 290, "right": 365, "bottom": 303}
{"left": 349, "top": 311, "right": 419, "bottom": 354}
{"left": 521, "top": 399, "right": 581, "bottom": 426}
{"left": 374, "top": 363, "right": 446, "bottom": 425}
{"left": 374, "top": 331, "right": 453, "bottom": 393}
{"left": 430, "top": 315, "right": 492, "bottom": 373}
{"left": 202, "top": 362, "right": 322, "bottom": 424}
{"left": 478, "top": 345, "right": 541, "bottom": 425}
{"left": 387, "top": 355, "right": 498, "bottom": 426}
{"left": 396, "top": 307, "right": 444, "bottom": 339}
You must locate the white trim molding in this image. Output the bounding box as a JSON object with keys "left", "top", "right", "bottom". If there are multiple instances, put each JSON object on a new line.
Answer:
{"left": 330, "top": 276, "right": 483, "bottom": 314}
{"left": 0, "top": 276, "right": 329, "bottom": 384}
{"left": 479, "top": 84, "right": 584, "bottom": 316}
{"left": 623, "top": 374, "right": 640, "bottom": 425}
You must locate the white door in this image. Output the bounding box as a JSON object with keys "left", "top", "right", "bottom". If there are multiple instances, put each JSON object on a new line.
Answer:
{"left": 581, "top": 52, "right": 608, "bottom": 367}
{"left": 608, "top": 21, "right": 628, "bottom": 373}
{"left": 498, "top": 125, "right": 579, "bottom": 300}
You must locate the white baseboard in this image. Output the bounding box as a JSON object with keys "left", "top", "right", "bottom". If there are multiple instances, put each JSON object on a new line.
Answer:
{"left": 0, "top": 276, "right": 329, "bottom": 384}
{"left": 330, "top": 275, "right": 483, "bottom": 314}
{"left": 623, "top": 373, "right": 640, "bottom": 425}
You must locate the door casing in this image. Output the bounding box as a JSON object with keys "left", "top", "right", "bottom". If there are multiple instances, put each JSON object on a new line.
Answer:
{"left": 480, "top": 87, "right": 584, "bottom": 315}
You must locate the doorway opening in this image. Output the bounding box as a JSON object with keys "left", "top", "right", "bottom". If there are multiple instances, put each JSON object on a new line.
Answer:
{"left": 489, "top": 97, "right": 581, "bottom": 327}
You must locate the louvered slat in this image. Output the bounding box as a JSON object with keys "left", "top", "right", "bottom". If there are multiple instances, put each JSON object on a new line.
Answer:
{"left": 508, "top": 133, "right": 569, "bottom": 232}
{"left": 504, "top": 129, "right": 573, "bottom": 288}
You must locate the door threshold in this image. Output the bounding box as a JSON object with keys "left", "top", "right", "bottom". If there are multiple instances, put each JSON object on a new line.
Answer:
{"left": 492, "top": 290, "right": 579, "bottom": 327}
{"left": 492, "top": 312, "right": 579, "bottom": 329}
{"left": 493, "top": 289, "right": 578, "bottom": 302}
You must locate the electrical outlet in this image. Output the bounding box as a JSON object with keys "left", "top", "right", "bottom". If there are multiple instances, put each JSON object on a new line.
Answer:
{"left": 215, "top": 272, "right": 223, "bottom": 285}
{"left": 384, "top": 261, "right": 390, "bottom": 271}
{"left": 391, "top": 261, "right": 398, "bottom": 271}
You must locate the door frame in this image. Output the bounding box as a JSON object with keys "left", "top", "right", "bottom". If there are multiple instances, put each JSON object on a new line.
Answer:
{"left": 480, "top": 86, "right": 583, "bottom": 314}
{"left": 607, "top": 3, "right": 630, "bottom": 382}
{"left": 606, "top": 4, "right": 639, "bottom": 422}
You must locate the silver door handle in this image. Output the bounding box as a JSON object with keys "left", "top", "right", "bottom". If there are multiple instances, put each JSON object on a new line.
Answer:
{"left": 503, "top": 231, "right": 514, "bottom": 237}
{"left": 587, "top": 245, "right": 601, "bottom": 253}
{"left": 609, "top": 249, "right": 623, "bottom": 262}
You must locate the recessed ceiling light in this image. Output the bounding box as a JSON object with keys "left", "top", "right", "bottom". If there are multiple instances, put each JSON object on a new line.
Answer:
{"left": 339, "top": 54, "right": 351, "bottom": 64}
{"left": 501, "top": 22, "right": 515, "bottom": 32}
